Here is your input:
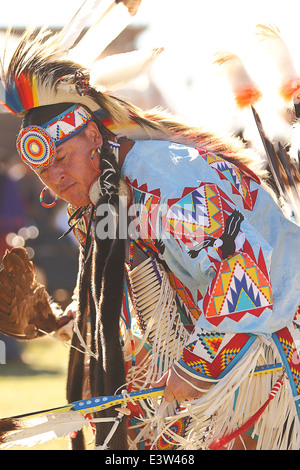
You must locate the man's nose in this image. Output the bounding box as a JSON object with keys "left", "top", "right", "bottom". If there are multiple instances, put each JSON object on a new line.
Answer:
{"left": 47, "top": 163, "right": 65, "bottom": 184}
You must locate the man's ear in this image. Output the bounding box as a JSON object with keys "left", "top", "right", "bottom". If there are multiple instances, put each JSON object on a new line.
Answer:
{"left": 86, "top": 120, "right": 103, "bottom": 147}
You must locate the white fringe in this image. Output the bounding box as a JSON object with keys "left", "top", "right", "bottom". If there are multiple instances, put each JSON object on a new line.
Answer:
{"left": 124, "top": 257, "right": 189, "bottom": 387}
{"left": 123, "top": 257, "right": 300, "bottom": 450}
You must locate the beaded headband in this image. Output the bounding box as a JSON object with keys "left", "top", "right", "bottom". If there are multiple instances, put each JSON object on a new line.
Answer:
{"left": 16, "top": 104, "right": 93, "bottom": 170}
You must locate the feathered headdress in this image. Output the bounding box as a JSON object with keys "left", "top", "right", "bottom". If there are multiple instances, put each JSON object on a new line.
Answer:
{"left": 0, "top": 0, "right": 164, "bottom": 128}
{"left": 0, "top": 0, "right": 168, "bottom": 171}
{"left": 0, "top": 0, "right": 263, "bottom": 176}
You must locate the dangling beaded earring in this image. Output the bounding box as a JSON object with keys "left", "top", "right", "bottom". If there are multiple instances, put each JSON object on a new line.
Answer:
{"left": 40, "top": 186, "right": 58, "bottom": 208}
{"left": 91, "top": 148, "right": 102, "bottom": 174}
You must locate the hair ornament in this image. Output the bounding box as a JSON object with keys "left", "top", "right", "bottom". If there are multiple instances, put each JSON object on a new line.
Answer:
{"left": 74, "top": 70, "right": 90, "bottom": 97}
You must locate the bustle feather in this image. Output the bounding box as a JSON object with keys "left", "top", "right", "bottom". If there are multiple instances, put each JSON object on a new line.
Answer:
{"left": 89, "top": 47, "right": 164, "bottom": 90}
{"left": 67, "top": 0, "right": 142, "bottom": 68}
{"left": 255, "top": 24, "right": 300, "bottom": 103}
{"left": 58, "top": 0, "right": 116, "bottom": 52}
{"left": 251, "top": 107, "right": 300, "bottom": 223}
{"left": 52, "top": 0, "right": 141, "bottom": 64}
{"left": 214, "top": 51, "right": 261, "bottom": 108}
{"left": 215, "top": 35, "right": 300, "bottom": 224}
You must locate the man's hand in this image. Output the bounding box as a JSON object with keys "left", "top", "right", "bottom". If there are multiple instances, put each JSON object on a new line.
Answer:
{"left": 152, "top": 363, "right": 213, "bottom": 403}
{"left": 54, "top": 300, "right": 77, "bottom": 341}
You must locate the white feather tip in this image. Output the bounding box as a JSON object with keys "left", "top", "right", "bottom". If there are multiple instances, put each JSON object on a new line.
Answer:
{"left": 90, "top": 47, "right": 164, "bottom": 90}
{"left": 256, "top": 23, "right": 300, "bottom": 102}
{"left": 214, "top": 51, "right": 261, "bottom": 108}
{"left": 0, "top": 412, "right": 87, "bottom": 449}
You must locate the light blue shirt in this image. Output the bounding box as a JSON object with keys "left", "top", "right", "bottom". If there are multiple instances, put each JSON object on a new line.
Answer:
{"left": 122, "top": 140, "right": 300, "bottom": 337}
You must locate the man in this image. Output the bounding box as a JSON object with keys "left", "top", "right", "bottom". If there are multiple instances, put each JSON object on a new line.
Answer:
{"left": 21, "top": 101, "right": 213, "bottom": 401}
{"left": 0, "top": 21, "right": 300, "bottom": 450}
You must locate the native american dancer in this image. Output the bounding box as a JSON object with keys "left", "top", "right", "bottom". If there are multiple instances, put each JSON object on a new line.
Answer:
{"left": 0, "top": 3, "right": 300, "bottom": 450}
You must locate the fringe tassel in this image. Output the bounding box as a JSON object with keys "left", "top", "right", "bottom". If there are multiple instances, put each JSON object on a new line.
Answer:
{"left": 125, "top": 256, "right": 189, "bottom": 387}
{"left": 114, "top": 247, "right": 300, "bottom": 450}
{"left": 208, "top": 375, "right": 284, "bottom": 450}
{"left": 124, "top": 324, "right": 300, "bottom": 449}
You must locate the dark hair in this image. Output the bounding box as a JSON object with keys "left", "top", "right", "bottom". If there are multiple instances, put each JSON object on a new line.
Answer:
{"left": 22, "top": 102, "right": 76, "bottom": 128}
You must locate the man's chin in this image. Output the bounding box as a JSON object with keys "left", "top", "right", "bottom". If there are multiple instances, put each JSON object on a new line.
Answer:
{"left": 62, "top": 193, "right": 91, "bottom": 207}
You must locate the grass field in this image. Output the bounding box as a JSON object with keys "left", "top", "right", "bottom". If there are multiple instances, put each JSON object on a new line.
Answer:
{"left": 0, "top": 336, "right": 74, "bottom": 450}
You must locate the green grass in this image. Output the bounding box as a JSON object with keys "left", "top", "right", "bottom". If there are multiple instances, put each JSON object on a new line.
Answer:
{"left": 0, "top": 336, "right": 72, "bottom": 450}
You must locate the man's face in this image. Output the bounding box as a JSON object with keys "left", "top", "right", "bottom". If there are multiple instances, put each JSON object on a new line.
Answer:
{"left": 34, "top": 121, "right": 102, "bottom": 207}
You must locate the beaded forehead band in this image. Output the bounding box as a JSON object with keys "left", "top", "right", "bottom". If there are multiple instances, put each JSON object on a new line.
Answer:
{"left": 16, "top": 104, "right": 93, "bottom": 170}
